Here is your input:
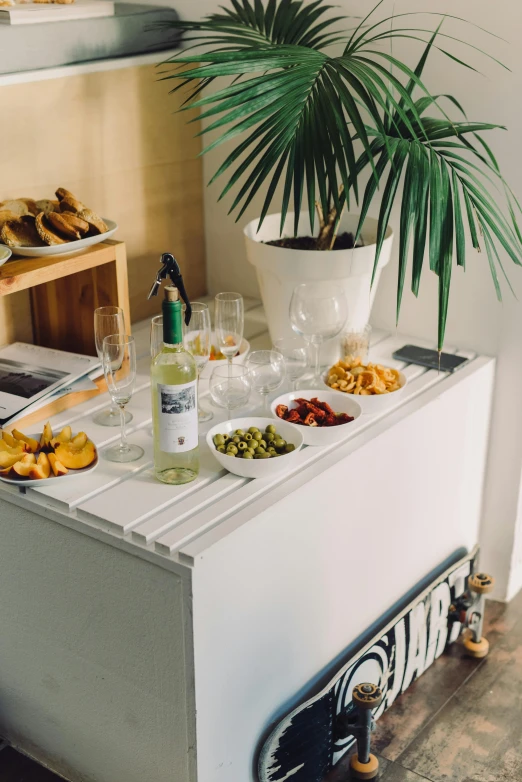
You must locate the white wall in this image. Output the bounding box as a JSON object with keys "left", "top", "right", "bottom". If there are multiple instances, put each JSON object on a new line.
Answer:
{"left": 174, "top": 0, "right": 522, "bottom": 598}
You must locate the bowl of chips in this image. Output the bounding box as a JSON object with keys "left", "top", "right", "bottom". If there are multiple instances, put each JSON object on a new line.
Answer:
{"left": 323, "top": 356, "right": 407, "bottom": 414}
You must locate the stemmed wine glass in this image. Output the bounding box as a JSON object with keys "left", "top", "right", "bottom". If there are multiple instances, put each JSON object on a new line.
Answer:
{"left": 150, "top": 315, "right": 163, "bottom": 359}
{"left": 214, "top": 293, "right": 244, "bottom": 369}
{"left": 246, "top": 350, "right": 285, "bottom": 414}
{"left": 94, "top": 306, "right": 133, "bottom": 426}
{"left": 102, "top": 335, "right": 144, "bottom": 463}
{"left": 209, "top": 365, "right": 251, "bottom": 420}
{"left": 183, "top": 302, "right": 213, "bottom": 422}
{"left": 289, "top": 283, "right": 348, "bottom": 389}
{"left": 273, "top": 337, "right": 308, "bottom": 391}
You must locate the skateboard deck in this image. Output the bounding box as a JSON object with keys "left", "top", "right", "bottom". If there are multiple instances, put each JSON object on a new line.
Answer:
{"left": 258, "top": 546, "right": 480, "bottom": 782}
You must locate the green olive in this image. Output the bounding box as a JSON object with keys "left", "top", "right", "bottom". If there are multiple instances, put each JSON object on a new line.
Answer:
{"left": 226, "top": 450, "right": 236, "bottom": 457}
{"left": 248, "top": 426, "right": 259, "bottom": 434}
{"left": 222, "top": 434, "right": 230, "bottom": 443}
{"left": 243, "top": 451, "right": 254, "bottom": 459}
{"left": 237, "top": 442, "right": 248, "bottom": 452}
{"left": 254, "top": 446, "right": 266, "bottom": 454}
{"left": 227, "top": 445, "right": 238, "bottom": 455}
{"left": 258, "top": 439, "right": 267, "bottom": 450}
{"left": 251, "top": 431, "right": 262, "bottom": 441}
{"left": 216, "top": 445, "right": 226, "bottom": 453}
{"left": 244, "top": 432, "right": 253, "bottom": 441}
{"left": 268, "top": 448, "right": 277, "bottom": 456}
{"left": 235, "top": 429, "right": 245, "bottom": 436}
{"left": 285, "top": 443, "right": 296, "bottom": 453}
{"left": 265, "top": 424, "right": 276, "bottom": 434}
{"left": 255, "top": 452, "right": 271, "bottom": 459}
{"left": 265, "top": 432, "right": 275, "bottom": 443}
{"left": 274, "top": 439, "right": 286, "bottom": 450}
{"left": 213, "top": 434, "right": 225, "bottom": 446}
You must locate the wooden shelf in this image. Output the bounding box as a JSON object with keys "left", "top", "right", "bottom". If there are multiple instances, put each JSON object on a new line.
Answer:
{"left": 0, "top": 239, "right": 130, "bottom": 356}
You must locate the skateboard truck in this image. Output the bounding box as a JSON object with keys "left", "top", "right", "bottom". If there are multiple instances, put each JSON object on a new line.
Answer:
{"left": 335, "top": 683, "right": 383, "bottom": 780}
{"left": 450, "top": 572, "right": 495, "bottom": 659}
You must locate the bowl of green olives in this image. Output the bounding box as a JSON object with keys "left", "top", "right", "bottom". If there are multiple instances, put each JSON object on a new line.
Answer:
{"left": 206, "top": 417, "right": 304, "bottom": 478}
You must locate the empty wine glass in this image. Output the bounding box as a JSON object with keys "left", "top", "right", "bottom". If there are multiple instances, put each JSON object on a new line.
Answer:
{"left": 150, "top": 315, "right": 163, "bottom": 359}
{"left": 183, "top": 302, "right": 213, "bottom": 422}
{"left": 94, "top": 306, "right": 133, "bottom": 427}
{"left": 289, "top": 283, "right": 348, "bottom": 388}
{"left": 273, "top": 337, "right": 308, "bottom": 391}
{"left": 246, "top": 349, "right": 285, "bottom": 414}
{"left": 214, "top": 292, "right": 244, "bottom": 368}
{"left": 209, "top": 365, "right": 250, "bottom": 420}
{"left": 102, "top": 335, "right": 144, "bottom": 463}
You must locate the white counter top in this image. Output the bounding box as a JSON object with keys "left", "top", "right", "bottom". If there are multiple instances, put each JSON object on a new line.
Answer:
{"left": 0, "top": 304, "right": 483, "bottom": 573}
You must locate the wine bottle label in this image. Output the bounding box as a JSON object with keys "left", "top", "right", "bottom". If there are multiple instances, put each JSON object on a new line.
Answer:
{"left": 158, "top": 380, "right": 198, "bottom": 453}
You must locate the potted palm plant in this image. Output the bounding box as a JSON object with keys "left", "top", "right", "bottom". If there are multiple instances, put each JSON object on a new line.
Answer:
{"left": 162, "top": 0, "right": 522, "bottom": 351}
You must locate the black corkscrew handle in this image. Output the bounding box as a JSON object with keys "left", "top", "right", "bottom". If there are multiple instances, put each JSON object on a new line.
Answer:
{"left": 148, "top": 252, "right": 192, "bottom": 325}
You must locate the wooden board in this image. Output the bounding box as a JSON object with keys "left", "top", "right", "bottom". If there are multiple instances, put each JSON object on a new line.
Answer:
{"left": 0, "top": 62, "right": 206, "bottom": 343}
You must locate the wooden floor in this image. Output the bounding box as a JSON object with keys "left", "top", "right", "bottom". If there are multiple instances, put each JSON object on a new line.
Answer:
{"left": 2, "top": 591, "right": 522, "bottom": 782}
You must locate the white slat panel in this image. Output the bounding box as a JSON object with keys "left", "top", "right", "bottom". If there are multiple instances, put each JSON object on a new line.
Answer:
{"left": 155, "top": 447, "right": 315, "bottom": 555}
{"left": 29, "top": 428, "right": 154, "bottom": 510}
{"left": 155, "top": 363, "right": 451, "bottom": 557}
{"left": 131, "top": 472, "right": 247, "bottom": 545}
{"left": 177, "top": 366, "right": 464, "bottom": 562}
{"left": 76, "top": 442, "right": 223, "bottom": 534}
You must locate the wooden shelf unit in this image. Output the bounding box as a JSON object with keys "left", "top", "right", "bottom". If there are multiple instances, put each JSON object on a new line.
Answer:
{"left": 0, "top": 239, "right": 130, "bottom": 356}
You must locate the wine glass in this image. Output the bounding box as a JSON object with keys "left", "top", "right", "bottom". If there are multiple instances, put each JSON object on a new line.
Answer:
{"left": 102, "top": 335, "right": 144, "bottom": 463}
{"left": 209, "top": 365, "right": 250, "bottom": 420}
{"left": 273, "top": 337, "right": 308, "bottom": 391}
{"left": 214, "top": 293, "right": 244, "bottom": 368}
{"left": 94, "top": 306, "right": 133, "bottom": 427}
{"left": 183, "top": 302, "right": 213, "bottom": 422}
{"left": 289, "top": 283, "right": 348, "bottom": 388}
{"left": 150, "top": 315, "right": 163, "bottom": 359}
{"left": 246, "top": 350, "right": 285, "bottom": 414}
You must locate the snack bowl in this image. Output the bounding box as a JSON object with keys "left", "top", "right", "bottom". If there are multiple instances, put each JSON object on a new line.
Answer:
{"left": 199, "top": 334, "right": 250, "bottom": 378}
{"left": 0, "top": 431, "right": 98, "bottom": 487}
{"left": 271, "top": 390, "right": 362, "bottom": 446}
{"left": 322, "top": 366, "right": 408, "bottom": 415}
{"left": 0, "top": 245, "right": 12, "bottom": 266}
{"left": 206, "top": 417, "right": 304, "bottom": 478}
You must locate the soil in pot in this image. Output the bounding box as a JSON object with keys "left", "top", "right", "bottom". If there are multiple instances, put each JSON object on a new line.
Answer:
{"left": 265, "top": 231, "right": 363, "bottom": 251}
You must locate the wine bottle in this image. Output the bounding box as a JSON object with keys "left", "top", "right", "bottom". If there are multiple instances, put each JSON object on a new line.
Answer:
{"left": 151, "top": 286, "right": 199, "bottom": 484}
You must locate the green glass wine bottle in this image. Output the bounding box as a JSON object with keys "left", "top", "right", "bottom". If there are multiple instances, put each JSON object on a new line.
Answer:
{"left": 151, "top": 286, "right": 199, "bottom": 484}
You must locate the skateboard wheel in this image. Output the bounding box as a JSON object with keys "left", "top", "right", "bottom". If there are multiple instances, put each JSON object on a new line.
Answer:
{"left": 469, "top": 573, "right": 495, "bottom": 594}
{"left": 463, "top": 631, "right": 489, "bottom": 658}
{"left": 352, "top": 683, "right": 384, "bottom": 710}
{"left": 350, "top": 752, "right": 379, "bottom": 779}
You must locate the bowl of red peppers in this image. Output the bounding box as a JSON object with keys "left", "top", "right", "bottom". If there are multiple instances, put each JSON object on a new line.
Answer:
{"left": 270, "top": 390, "right": 362, "bottom": 446}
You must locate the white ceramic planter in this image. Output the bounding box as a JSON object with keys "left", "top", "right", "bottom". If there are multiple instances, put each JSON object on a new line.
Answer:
{"left": 244, "top": 212, "right": 393, "bottom": 363}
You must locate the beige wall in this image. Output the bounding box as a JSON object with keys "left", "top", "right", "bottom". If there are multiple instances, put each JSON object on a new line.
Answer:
{"left": 0, "top": 63, "right": 206, "bottom": 344}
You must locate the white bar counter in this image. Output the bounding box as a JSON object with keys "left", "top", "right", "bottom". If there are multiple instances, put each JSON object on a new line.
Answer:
{"left": 0, "top": 315, "right": 495, "bottom": 782}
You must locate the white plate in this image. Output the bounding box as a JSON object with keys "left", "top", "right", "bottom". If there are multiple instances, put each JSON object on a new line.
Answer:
{"left": 206, "top": 417, "right": 304, "bottom": 479}
{"left": 271, "top": 390, "right": 362, "bottom": 446}
{"left": 0, "top": 433, "right": 98, "bottom": 487}
{"left": 0, "top": 245, "right": 12, "bottom": 266}
{"left": 7, "top": 218, "right": 118, "bottom": 258}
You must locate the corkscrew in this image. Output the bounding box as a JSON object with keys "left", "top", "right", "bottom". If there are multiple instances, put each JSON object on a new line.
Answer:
{"left": 148, "top": 252, "right": 192, "bottom": 325}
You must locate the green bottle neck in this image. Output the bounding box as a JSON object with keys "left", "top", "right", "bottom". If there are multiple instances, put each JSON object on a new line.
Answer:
{"left": 162, "top": 298, "right": 183, "bottom": 346}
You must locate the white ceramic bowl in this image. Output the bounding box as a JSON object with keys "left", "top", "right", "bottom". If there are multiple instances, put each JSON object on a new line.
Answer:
{"left": 0, "top": 245, "right": 12, "bottom": 266}
{"left": 271, "top": 390, "right": 362, "bottom": 446}
{"left": 206, "top": 416, "right": 304, "bottom": 478}
{"left": 322, "top": 366, "right": 408, "bottom": 415}
{"left": 199, "top": 333, "right": 250, "bottom": 378}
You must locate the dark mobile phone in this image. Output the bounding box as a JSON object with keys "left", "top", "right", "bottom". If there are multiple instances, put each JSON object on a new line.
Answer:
{"left": 392, "top": 344, "right": 469, "bottom": 373}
